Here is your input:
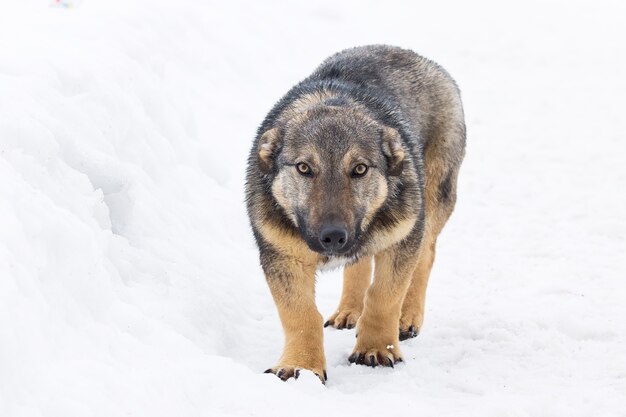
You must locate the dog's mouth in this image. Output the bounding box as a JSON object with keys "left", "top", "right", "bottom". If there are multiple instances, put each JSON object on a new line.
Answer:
{"left": 317, "top": 254, "right": 356, "bottom": 271}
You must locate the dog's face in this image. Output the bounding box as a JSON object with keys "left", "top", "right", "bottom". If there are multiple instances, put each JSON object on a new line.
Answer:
{"left": 257, "top": 106, "right": 405, "bottom": 257}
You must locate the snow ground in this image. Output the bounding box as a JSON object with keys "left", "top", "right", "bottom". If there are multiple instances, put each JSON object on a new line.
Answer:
{"left": 1, "top": 0, "right": 625, "bottom": 416}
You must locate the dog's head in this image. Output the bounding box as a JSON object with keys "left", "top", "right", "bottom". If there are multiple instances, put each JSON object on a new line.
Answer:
{"left": 257, "top": 106, "right": 405, "bottom": 257}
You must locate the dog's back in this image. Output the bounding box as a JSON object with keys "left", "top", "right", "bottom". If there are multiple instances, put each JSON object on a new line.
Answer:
{"left": 309, "top": 45, "right": 465, "bottom": 158}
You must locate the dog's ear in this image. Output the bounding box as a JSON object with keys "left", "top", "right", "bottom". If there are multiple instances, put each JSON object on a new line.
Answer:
{"left": 381, "top": 126, "right": 405, "bottom": 176}
{"left": 257, "top": 128, "right": 282, "bottom": 174}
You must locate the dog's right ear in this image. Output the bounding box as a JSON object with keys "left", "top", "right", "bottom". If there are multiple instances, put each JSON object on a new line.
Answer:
{"left": 381, "top": 126, "right": 405, "bottom": 176}
{"left": 257, "top": 128, "right": 282, "bottom": 174}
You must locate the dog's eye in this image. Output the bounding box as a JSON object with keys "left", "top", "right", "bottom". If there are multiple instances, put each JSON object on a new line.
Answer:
{"left": 296, "top": 163, "right": 312, "bottom": 176}
{"left": 352, "top": 164, "right": 368, "bottom": 177}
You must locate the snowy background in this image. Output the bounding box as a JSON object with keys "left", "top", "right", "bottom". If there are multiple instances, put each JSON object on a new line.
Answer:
{"left": 1, "top": 0, "right": 625, "bottom": 416}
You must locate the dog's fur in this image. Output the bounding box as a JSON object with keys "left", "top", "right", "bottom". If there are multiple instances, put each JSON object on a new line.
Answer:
{"left": 245, "top": 45, "right": 465, "bottom": 383}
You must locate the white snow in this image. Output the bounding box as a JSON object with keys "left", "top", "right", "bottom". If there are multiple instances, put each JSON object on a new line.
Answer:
{"left": 1, "top": 1, "right": 625, "bottom": 416}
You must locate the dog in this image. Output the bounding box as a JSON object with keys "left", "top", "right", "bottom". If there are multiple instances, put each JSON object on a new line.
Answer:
{"left": 245, "top": 45, "right": 465, "bottom": 384}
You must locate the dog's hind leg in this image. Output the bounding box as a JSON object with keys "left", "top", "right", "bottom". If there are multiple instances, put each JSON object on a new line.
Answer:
{"left": 399, "top": 234, "right": 436, "bottom": 340}
{"left": 399, "top": 132, "right": 463, "bottom": 340}
{"left": 325, "top": 256, "right": 372, "bottom": 330}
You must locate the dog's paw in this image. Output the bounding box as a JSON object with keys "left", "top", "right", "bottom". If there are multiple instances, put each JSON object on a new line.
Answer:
{"left": 399, "top": 313, "right": 422, "bottom": 341}
{"left": 399, "top": 324, "right": 420, "bottom": 341}
{"left": 324, "top": 307, "right": 361, "bottom": 330}
{"left": 264, "top": 365, "right": 327, "bottom": 384}
{"left": 348, "top": 341, "right": 403, "bottom": 367}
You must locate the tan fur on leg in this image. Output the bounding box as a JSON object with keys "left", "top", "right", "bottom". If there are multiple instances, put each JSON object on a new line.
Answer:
{"left": 349, "top": 247, "right": 417, "bottom": 366}
{"left": 264, "top": 258, "right": 327, "bottom": 383}
{"left": 399, "top": 237, "right": 436, "bottom": 339}
{"left": 325, "top": 257, "right": 372, "bottom": 329}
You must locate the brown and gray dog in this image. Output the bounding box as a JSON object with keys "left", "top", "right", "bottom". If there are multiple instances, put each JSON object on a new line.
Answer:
{"left": 245, "top": 45, "right": 465, "bottom": 384}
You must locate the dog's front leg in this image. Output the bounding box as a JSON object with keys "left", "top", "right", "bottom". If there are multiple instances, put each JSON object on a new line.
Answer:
{"left": 349, "top": 244, "right": 418, "bottom": 367}
{"left": 261, "top": 249, "right": 327, "bottom": 383}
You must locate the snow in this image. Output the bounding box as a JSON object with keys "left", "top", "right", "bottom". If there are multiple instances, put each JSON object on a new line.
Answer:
{"left": 1, "top": 0, "right": 625, "bottom": 416}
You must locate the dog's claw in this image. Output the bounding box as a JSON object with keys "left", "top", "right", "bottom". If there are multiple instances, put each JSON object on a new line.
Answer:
{"left": 399, "top": 324, "right": 419, "bottom": 341}
{"left": 348, "top": 352, "right": 366, "bottom": 365}
{"left": 349, "top": 349, "right": 402, "bottom": 368}
{"left": 368, "top": 355, "right": 376, "bottom": 367}
{"left": 324, "top": 321, "right": 331, "bottom": 328}
{"left": 323, "top": 370, "right": 328, "bottom": 381}
{"left": 265, "top": 366, "right": 325, "bottom": 384}
{"left": 314, "top": 372, "right": 326, "bottom": 385}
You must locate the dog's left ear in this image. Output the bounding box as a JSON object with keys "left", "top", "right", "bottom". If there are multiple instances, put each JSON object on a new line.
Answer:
{"left": 381, "top": 126, "right": 405, "bottom": 176}
{"left": 257, "top": 128, "right": 282, "bottom": 174}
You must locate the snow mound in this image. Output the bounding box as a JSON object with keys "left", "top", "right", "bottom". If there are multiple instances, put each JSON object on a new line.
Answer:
{"left": 1, "top": 1, "right": 625, "bottom": 416}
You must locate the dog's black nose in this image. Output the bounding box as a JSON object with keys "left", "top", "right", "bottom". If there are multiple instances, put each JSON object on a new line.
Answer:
{"left": 319, "top": 225, "right": 348, "bottom": 252}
